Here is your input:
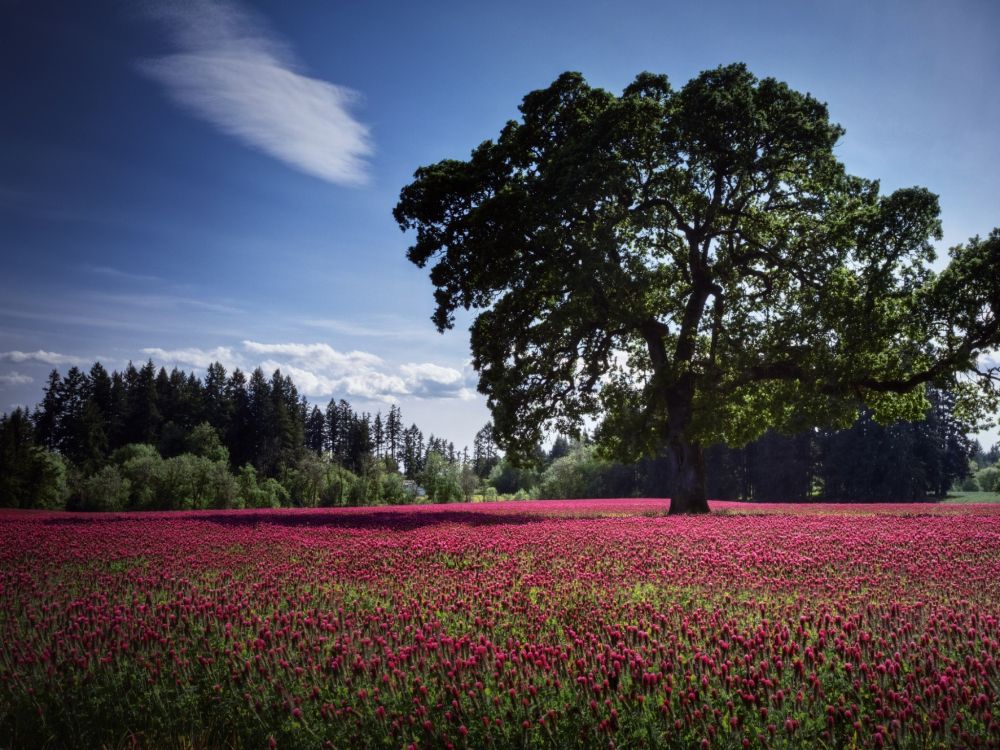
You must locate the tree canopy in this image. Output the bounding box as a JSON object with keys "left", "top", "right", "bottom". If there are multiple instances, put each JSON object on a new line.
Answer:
{"left": 394, "top": 63, "right": 1000, "bottom": 513}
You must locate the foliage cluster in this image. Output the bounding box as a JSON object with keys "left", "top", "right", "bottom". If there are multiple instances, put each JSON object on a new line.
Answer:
{"left": 395, "top": 64, "right": 1000, "bottom": 513}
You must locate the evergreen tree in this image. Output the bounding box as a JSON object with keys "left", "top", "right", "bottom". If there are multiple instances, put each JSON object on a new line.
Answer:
{"left": 305, "top": 405, "right": 327, "bottom": 454}
{"left": 473, "top": 422, "right": 500, "bottom": 478}
{"left": 548, "top": 435, "right": 571, "bottom": 463}
{"left": 179, "top": 370, "right": 204, "bottom": 429}
{"left": 923, "top": 389, "right": 973, "bottom": 496}
{"left": 402, "top": 424, "right": 425, "bottom": 479}
{"left": 373, "top": 412, "right": 384, "bottom": 459}
{"left": 80, "top": 362, "right": 112, "bottom": 471}
{"left": 334, "top": 400, "right": 354, "bottom": 465}
{"left": 34, "top": 370, "right": 63, "bottom": 451}
{"left": 154, "top": 367, "right": 174, "bottom": 424}
{"left": 107, "top": 370, "right": 127, "bottom": 451}
{"left": 57, "top": 366, "right": 90, "bottom": 464}
{"left": 246, "top": 368, "right": 275, "bottom": 473}
{"left": 0, "top": 352, "right": 981, "bottom": 508}
{"left": 324, "top": 398, "right": 343, "bottom": 463}
{"left": 0, "top": 408, "right": 36, "bottom": 506}
{"left": 89, "top": 363, "right": 113, "bottom": 421}
{"left": 202, "top": 362, "right": 231, "bottom": 435}
{"left": 226, "top": 369, "right": 253, "bottom": 469}
{"left": 347, "top": 413, "right": 374, "bottom": 472}
{"left": 122, "top": 361, "right": 161, "bottom": 446}
{"left": 386, "top": 405, "right": 402, "bottom": 460}
{"left": 268, "top": 370, "right": 304, "bottom": 473}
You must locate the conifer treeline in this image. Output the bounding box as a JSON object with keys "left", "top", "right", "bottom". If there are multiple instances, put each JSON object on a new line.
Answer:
{"left": 0, "top": 359, "right": 981, "bottom": 509}
{"left": 703, "top": 388, "right": 974, "bottom": 501}
{"left": 24, "top": 360, "right": 490, "bottom": 479}
{"left": 504, "top": 389, "right": 976, "bottom": 503}
{"left": 0, "top": 360, "right": 503, "bottom": 510}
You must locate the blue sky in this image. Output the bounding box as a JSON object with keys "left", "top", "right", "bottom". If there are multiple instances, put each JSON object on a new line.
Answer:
{"left": 1, "top": 0, "right": 998, "bottom": 449}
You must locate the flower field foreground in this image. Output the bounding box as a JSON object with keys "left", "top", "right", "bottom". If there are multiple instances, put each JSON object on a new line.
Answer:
{"left": 2, "top": 500, "right": 999, "bottom": 749}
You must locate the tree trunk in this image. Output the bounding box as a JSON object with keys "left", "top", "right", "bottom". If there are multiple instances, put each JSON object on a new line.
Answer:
{"left": 661, "top": 372, "right": 710, "bottom": 515}
{"left": 667, "top": 436, "right": 710, "bottom": 515}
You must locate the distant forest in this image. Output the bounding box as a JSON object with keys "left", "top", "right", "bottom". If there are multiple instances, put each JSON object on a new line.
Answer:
{"left": 0, "top": 360, "right": 992, "bottom": 511}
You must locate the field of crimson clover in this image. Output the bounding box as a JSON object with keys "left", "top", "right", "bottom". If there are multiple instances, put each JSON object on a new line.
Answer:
{"left": 1, "top": 499, "right": 999, "bottom": 749}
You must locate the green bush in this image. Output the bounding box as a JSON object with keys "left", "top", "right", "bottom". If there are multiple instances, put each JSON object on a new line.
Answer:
{"left": 23, "top": 449, "right": 70, "bottom": 510}
{"left": 157, "top": 454, "right": 202, "bottom": 510}
{"left": 959, "top": 474, "right": 980, "bottom": 492}
{"left": 380, "top": 471, "right": 407, "bottom": 505}
{"left": 320, "top": 465, "right": 357, "bottom": 507}
{"left": 110, "top": 443, "right": 160, "bottom": 465}
{"left": 421, "top": 452, "right": 462, "bottom": 503}
{"left": 185, "top": 423, "right": 230, "bottom": 464}
{"left": 261, "top": 477, "right": 289, "bottom": 507}
{"left": 975, "top": 466, "right": 1000, "bottom": 493}
{"left": 488, "top": 461, "right": 541, "bottom": 496}
{"left": 205, "top": 460, "right": 240, "bottom": 509}
{"left": 79, "top": 465, "right": 131, "bottom": 512}
{"left": 238, "top": 465, "right": 283, "bottom": 509}
{"left": 119, "top": 454, "right": 162, "bottom": 510}
{"left": 539, "top": 445, "right": 602, "bottom": 499}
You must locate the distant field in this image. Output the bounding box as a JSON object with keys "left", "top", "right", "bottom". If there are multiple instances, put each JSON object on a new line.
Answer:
{"left": 2, "top": 499, "right": 999, "bottom": 748}
{"left": 942, "top": 490, "right": 1000, "bottom": 504}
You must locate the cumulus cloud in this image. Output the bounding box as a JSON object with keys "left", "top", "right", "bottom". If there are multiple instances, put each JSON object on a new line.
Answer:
{"left": 138, "top": 0, "right": 371, "bottom": 186}
{"left": 400, "top": 362, "right": 476, "bottom": 400}
{"left": 0, "top": 371, "right": 33, "bottom": 386}
{"left": 242, "top": 341, "right": 475, "bottom": 401}
{"left": 256, "top": 359, "right": 409, "bottom": 401}
{"left": 141, "top": 346, "right": 243, "bottom": 371}
{"left": 0, "top": 350, "right": 85, "bottom": 366}
{"left": 134, "top": 340, "right": 476, "bottom": 402}
{"left": 243, "top": 340, "right": 383, "bottom": 370}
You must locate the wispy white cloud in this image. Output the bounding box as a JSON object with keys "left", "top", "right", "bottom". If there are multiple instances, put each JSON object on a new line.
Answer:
{"left": 85, "top": 265, "right": 163, "bottom": 284}
{"left": 300, "top": 317, "right": 440, "bottom": 340}
{"left": 141, "top": 346, "right": 243, "bottom": 371}
{"left": 138, "top": 0, "right": 372, "bottom": 186}
{"left": 84, "top": 291, "right": 244, "bottom": 315}
{"left": 0, "top": 371, "right": 33, "bottom": 386}
{"left": 0, "top": 350, "right": 86, "bottom": 366}
{"left": 0, "top": 304, "right": 242, "bottom": 337}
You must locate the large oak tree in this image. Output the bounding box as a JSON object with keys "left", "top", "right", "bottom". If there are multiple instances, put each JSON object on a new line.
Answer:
{"left": 394, "top": 64, "right": 1000, "bottom": 513}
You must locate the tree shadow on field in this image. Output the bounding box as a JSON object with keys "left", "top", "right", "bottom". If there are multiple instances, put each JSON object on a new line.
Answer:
{"left": 40, "top": 507, "right": 553, "bottom": 532}
{"left": 202, "top": 508, "right": 553, "bottom": 532}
